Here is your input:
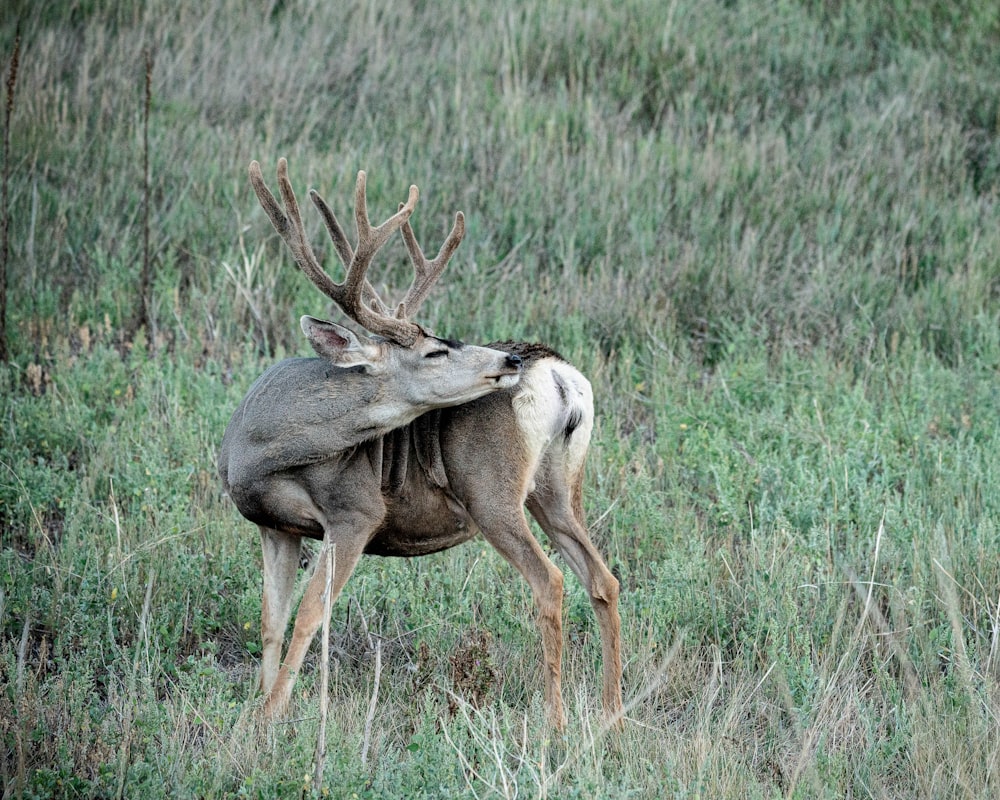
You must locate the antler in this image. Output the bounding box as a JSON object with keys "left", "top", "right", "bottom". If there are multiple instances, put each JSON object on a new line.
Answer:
{"left": 397, "top": 209, "right": 465, "bottom": 319}
{"left": 248, "top": 158, "right": 424, "bottom": 346}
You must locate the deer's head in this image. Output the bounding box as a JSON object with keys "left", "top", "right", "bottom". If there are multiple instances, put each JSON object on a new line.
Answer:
{"left": 299, "top": 314, "right": 522, "bottom": 411}
{"left": 249, "top": 159, "right": 523, "bottom": 420}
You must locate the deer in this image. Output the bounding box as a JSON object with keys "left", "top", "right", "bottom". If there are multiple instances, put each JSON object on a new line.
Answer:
{"left": 218, "top": 158, "right": 623, "bottom": 732}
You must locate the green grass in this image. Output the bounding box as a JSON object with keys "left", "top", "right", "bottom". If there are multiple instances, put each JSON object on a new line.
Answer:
{"left": 2, "top": 0, "right": 999, "bottom": 797}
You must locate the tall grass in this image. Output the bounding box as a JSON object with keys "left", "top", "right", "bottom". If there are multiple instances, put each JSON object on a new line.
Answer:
{"left": 1, "top": 1, "right": 999, "bottom": 797}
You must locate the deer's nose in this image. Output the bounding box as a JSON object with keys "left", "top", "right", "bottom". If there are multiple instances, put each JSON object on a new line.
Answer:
{"left": 506, "top": 353, "right": 523, "bottom": 369}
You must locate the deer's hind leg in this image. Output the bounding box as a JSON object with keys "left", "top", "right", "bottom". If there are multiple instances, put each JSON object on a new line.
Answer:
{"left": 527, "top": 476, "right": 623, "bottom": 726}
{"left": 463, "top": 493, "right": 568, "bottom": 731}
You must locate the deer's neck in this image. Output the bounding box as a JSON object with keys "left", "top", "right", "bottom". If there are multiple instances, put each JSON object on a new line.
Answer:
{"left": 224, "top": 358, "right": 430, "bottom": 477}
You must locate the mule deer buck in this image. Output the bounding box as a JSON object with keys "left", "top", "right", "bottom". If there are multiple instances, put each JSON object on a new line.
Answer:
{"left": 218, "top": 159, "right": 623, "bottom": 730}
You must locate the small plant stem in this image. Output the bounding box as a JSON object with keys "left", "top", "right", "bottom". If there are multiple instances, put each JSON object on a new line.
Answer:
{"left": 117, "top": 572, "right": 155, "bottom": 800}
{"left": 14, "top": 609, "right": 30, "bottom": 792}
{"left": 360, "top": 638, "right": 382, "bottom": 767}
{"left": 313, "top": 540, "right": 336, "bottom": 787}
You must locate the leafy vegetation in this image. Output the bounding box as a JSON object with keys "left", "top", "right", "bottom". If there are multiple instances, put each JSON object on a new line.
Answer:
{"left": 1, "top": 0, "right": 999, "bottom": 797}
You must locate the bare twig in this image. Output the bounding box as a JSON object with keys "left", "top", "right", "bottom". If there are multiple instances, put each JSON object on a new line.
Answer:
{"left": 1, "top": 26, "right": 21, "bottom": 363}
{"left": 134, "top": 48, "right": 155, "bottom": 349}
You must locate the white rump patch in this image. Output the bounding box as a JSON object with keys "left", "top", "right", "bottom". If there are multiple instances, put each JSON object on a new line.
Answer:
{"left": 512, "top": 358, "right": 594, "bottom": 476}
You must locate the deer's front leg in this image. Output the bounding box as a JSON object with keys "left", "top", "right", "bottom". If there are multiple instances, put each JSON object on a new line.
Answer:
{"left": 261, "top": 527, "right": 368, "bottom": 720}
{"left": 258, "top": 527, "right": 300, "bottom": 696}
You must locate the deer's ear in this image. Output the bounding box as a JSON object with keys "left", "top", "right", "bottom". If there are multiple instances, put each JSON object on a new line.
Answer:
{"left": 300, "top": 316, "right": 378, "bottom": 366}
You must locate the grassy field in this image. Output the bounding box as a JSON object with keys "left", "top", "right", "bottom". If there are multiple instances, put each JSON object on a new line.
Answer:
{"left": 1, "top": 0, "right": 999, "bottom": 797}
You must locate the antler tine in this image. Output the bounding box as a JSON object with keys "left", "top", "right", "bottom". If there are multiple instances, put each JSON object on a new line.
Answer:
{"left": 248, "top": 159, "right": 342, "bottom": 302}
{"left": 249, "top": 160, "right": 423, "bottom": 346}
{"left": 308, "top": 187, "right": 354, "bottom": 268}
{"left": 309, "top": 188, "right": 392, "bottom": 316}
{"left": 335, "top": 171, "right": 421, "bottom": 342}
{"left": 350, "top": 171, "right": 419, "bottom": 271}
{"left": 397, "top": 210, "right": 466, "bottom": 319}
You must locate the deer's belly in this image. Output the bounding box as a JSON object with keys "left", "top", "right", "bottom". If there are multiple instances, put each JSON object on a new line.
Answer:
{"left": 365, "top": 492, "right": 479, "bottom": 557}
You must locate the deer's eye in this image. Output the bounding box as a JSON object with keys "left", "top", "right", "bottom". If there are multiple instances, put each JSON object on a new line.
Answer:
{"left": 425, "top": 349, "right": 449, "bottom": 359}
